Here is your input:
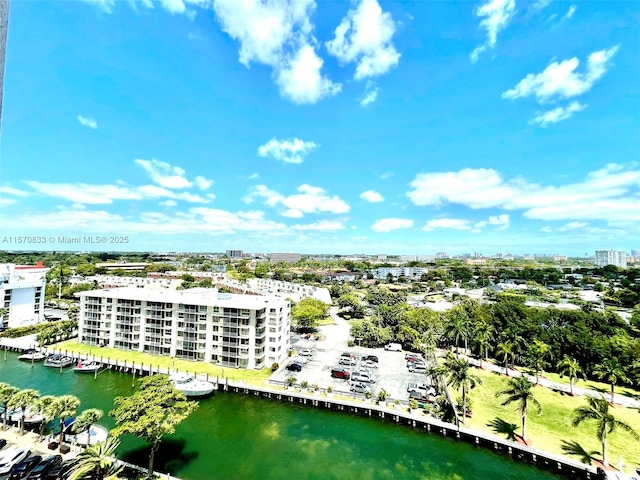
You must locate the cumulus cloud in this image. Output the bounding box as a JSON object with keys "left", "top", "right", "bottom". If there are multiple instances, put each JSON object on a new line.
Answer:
{"left": 407, "top": 164, "right": 640, "bottom": 224}
{"left": 326, "top": 0, "right": 400, "bottom": 80}
{"left": 530, "top": 101, "right": 586, "bottom": 127}
{"left": 135, "top": 159, "right": 195, "bottom": 189}
{"left": 213, "top": 0, "right": 340, "bottom": 104}
{"left": 371, "top": 218, "right": 413, "bottom": 232}
{"left": 422, "top": 218, "right": 475, "bottom": 232}
{"left": 0, "top": 186, "right": 29, "bottom": 197}
{"left": 470, "top": 0, "right": 516, "bottom": 63}
{"left": 258, "top": 137, "right": 318, "bottom": 164}
{"left": 77, "top": 115, "right": 98, "bottom": 129}
{"left": 244, "top": 183, "right": 350, "bottom": 217}
{"left": 82, "top": 0, "right": 205, "bottom": 16}
{"left": 360, "top": 190, "right": 384, "bottom": 202}
{"left": 502, "top": 46, "right": 619, "bottom": 103}
{"left": 194, "top": 176, "right": 214, "bottom": 190}
{"left": 360, "top": 80, "right": 380, "bottom": 106}
{"left": 291, "top": 220, "right": 347, "bottom": 231}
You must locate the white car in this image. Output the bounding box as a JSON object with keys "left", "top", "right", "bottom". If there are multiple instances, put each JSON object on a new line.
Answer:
{"left": 290, "top": 356, "right": 309, "bottom": 364}
{"left": 299, "top": 349, "right": 314, "bottom": 357}
{"left": 361, "top": 360, "right": 378, "bottom": 369}
{"left": 351, "top": 370, "right": 376, "bottom": 383}
{"left": 0, "top": 447, "right": 31, "bottom": 475}
{"left": 384, "top": 343, "right": 402, "bottom": 352}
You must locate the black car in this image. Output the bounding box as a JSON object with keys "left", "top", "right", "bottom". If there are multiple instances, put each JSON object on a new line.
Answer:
{"left": 9, "top": 455, "right": 42, "bottom": 480}
{"left": 285, "top": 363, "right": 302, "bottom": 372}
{"left": 0, "top": 439, "right": 7, "bottom": 450}
{"left": 25, "top": 455, "right": 62, "bottom": 480}
{"left": 44, "top": 459, "right": 73, "bottom": 480}
{"left": 361, "top": 355, "right": 378, "bottom": 363}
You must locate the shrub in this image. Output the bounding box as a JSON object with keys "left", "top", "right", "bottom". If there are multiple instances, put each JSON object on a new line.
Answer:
{"left": 301, "top": 380, "right": 309, "bottom": 389}
{"left": 270, "top": 363, "right": 279, "bottom": 372}
{"left": 347, "top": 340, "right": 355, "bottom": 347}
{"left": 285, "top": 376, "right": 296, "bottom": 387}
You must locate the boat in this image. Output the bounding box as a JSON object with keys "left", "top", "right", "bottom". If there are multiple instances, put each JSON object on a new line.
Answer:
{"left": 8, "top": 407, "right": 44, "bottom": 424}
{"left": 169, "top": 372, "right": 216, "bottom": 397}
{"left": 44, "top": 354, "right": 74, "bottom": 368}
{"left": 73, "top": 360, "right": 101, "bottom": 373}
{"left": 68, "top": 424, "right": 109, "bottom": 446}
{"left": 18, "top": 349, "right": 46, "bottom": 361}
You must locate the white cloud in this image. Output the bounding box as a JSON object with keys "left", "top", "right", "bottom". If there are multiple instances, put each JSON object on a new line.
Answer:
{"left": 244, "top": 183, "right": 349, "bottom": 216}
{"left": 564, "top": 5, "right": 577, "bottom": 19}
{"left": 360, "top": 80, "right": 380, "bottom": 106}
{"left": 470, "top": 0, "right": 516, "bottom": 63}
{"left": 422, "top": 218, "right": 474, "bottom": 232}
{"left": 531, "top": 101, "right": 586, "bottom": 126}
{"left": 326, "top": 0, "right": 400, "bottom": 80}
{"left": 276, "top": 43, "right": 342, "bottom": 104}
{"left": 371, "top": 218, "right": 413, "bottom": 232}
{"left": 360, "top": 190, "right": 384, "bottom": 202}
{"left": 380, "top": 171, "right": 393, "bottom": 179}
{"left": 502, "top": 46, "right": 619, "bottom": 103}
{"left": 248, "top": 173, "right": 260, "bottom": 180}
{"left": 407, "top": 164, "right": 640, "bottom": 224}
{"left": 81, "top": 0, "right": 116, "bottom": 13}
{"left": 0, "top": 186, "right": 29, "bottom": 197}
{"left": 0, "top": 198, "right": 16, "bottom": 207}
{"left": 213, "top": 0, "right": 340, "bottom": 104}
{"left": 135, "top": 159, "right": 193, "bottom": 189}
{"left": 291, "top": 220, "right": 347, "bottom": 231}
{"left": 194, "top": 176, "right": 214, "bottom": 190}
{"left": 531, "top": 0, "right": 552, "bottom": 11}
{"left": 82, "top": 0, "right": 205, "bottom": 16}
{"left": 488, "top": 213, "right": 510, "bottom": 230}
{"left": 160, "top": 200, "right": 177, "bottom": 207}
{"left": 77, "top": 115, "right": 98, "bottom": 129}
{"left": 558, "top": 221, "right": 588, "bottom": 231}
{"left": 258, "top": 137, "right": 318, "bottom": 164}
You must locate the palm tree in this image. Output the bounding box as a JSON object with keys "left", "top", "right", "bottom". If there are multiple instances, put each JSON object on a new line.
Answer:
{"left": 496, "top": 377, "right": 541, "bottom": 442}
{"left": 35, "top": 395, "right": 58, "bottom": 441}
{"left": 593, "top": 357, "right": 629, "bottom": 404}
{"left": 473, "top": 321, "right": 494, "bottom": 369}
{"left": 73, "top": 408, "right": 104, "bottom": 441}
{"left": 7, "top": 389, "right": 40, "bottom": 435}
{"left": 444, "top": 308, "right": 471, "bottom": 357}
{"left": 0, "top": 383, "right": 19, "bottom": 430}
{"left": 496, "top": 341, "right": 514, "bottom": 376}
{"left": 527, "top": 340, "right": 550, "bottom": 384}
{"left": 443, "top": 354, "right": 481, "bottom": 424}
{"left": 572, "top": 396, "right": 639, "bottom": 466}
{"left": 67, "top": 437, "right": 123, "bottom": 480}
{"left": 556, "top": 356, "right": 585, "bottom": 396}
{"left": 54, "top": 395, "right": 81, "bottom": 447}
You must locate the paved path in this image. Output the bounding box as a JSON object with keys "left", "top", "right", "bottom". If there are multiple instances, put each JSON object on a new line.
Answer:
{"left": 438, "top": 349, "right": 640, "bottom": 409}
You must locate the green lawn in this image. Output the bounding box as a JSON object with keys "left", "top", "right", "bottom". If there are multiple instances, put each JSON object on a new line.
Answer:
{"left": 457, "top": 368, "right": 640, "bottom": 474}
{"left": 51, "top": 341, "right": 273, "bottom": 386}
{"left": 316, "top": 316, "right": 336, "bottom": 326}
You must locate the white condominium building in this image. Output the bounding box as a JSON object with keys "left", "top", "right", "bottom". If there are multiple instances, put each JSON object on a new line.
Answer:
{"left": 77, "top": 287, "right": 291, "bottom": 369}
{"left": 1, "top": 263, "right": 48, "bottom": 330}
{"left": 594, "top": 250, "right": 627, "bottom": 268}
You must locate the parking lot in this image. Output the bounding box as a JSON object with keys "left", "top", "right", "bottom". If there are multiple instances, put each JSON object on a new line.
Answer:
{"left": 269, "top": 310, "right": 436, "bottom": 403}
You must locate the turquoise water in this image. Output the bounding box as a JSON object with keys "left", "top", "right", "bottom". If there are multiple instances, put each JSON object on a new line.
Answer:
{"left": 0, "top": 352, "right": 561, "bottom": 480}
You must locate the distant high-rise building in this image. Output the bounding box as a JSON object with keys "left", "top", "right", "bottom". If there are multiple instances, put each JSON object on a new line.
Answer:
{"left": 271, "top": 252, "right": 301, "bottom": 263}
{"left": 0, "top": 0, "right": 8, "bottom": 133}
{"left": 594, "top": 250, "right": 627, "bottom": 268}
{"left": 631, "top": 249, "right": 640, "bottom": 257}
{"left": 226, "top": 250, "right": 244, "bottom": 259}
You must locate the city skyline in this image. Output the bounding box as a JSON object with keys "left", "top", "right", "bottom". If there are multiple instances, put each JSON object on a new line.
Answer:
{"left": 0, "top": 1, "right": 639, "bottom": 256}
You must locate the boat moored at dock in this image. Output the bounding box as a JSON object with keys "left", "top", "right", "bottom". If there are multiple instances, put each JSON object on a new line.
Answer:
{"left": 169, "top": 372, "right": 216, "bottom": 398}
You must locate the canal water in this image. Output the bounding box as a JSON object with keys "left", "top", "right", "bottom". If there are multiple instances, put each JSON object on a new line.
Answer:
{"left": 0, "top": 352, "right": 561, "bottom": 480}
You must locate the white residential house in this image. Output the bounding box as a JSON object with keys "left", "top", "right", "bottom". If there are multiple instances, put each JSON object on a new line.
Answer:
{"left": 76, "top": 287, "right": 291, "bottom": 369}
{"left": 0, "top": 262, "right": 48, "bottom": 330}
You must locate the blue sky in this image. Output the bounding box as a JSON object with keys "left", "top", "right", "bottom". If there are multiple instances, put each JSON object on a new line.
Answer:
{"left": 1, "top": 0, "right": 639, "bottom": 256}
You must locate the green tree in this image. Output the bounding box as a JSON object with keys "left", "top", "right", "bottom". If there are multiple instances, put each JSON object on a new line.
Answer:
{"left": 443, "top": 354, "right": 481, "bottom": 424}
{"left": 496, "top": 377, "right": 541, "bottom": 442}
{"left": 473, "top": 321, "right": 494, "bottom": 369}
{"left": 110, "top": 374, "right": 198, "bottom": 479}
{"left": 291, "top": 298, "right": 329, "bottom": 332}
{"left": 0, "top": 382, "right": 19, "bottom": 430}
{"left": 556, "top": 356, "right": 585, "bottom": 396}
{"left": 35, "top": 395, "right": 58, "bottom": 440}
{"left": 73, "top": 408, "right": 104, "bottom": 437}
{"left": 55, "top": 395, "right": 81, "bottom": 446}
{"left": 593, "top": 357, "right": 629, "bottom": 404}
{"left": 496, "top": 341, "right": 515, "bottom": 376}
{"left": 8, "top": 388, "right": 40, "bottom": 435}
{"left": 527, "top": 340, "right": 551, "bottom": 384}
{"left": 444, "top": 307, "right": 472, "bottom": 357}
{"left": 67, "top": 437, "right": 123, "bottom": 480}
{"left": 572, "top": 396, "right": 639, "bottom": 466}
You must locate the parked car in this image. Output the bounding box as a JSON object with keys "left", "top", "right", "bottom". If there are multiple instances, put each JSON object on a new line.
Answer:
{"left": 330, "top": 367, "right": 350, "bottom": 379}
{"left": 384, "top": 343, "right": 402, "bottom": 351}
{"left": 351, "top": 371, "right": 376, "bottom": 383}
{"left": 0, "top": 439, "right": 7, "bottom": 450}
{"left": 408, "top": 363, "right": 427, "bottom": 373}
{"left": 298, "top": 349, "right": 314, "bottom": 357}
{"left": 285, "top": 363, "right": 302, "bottom": 372}
{"left": 0, "top": 448, "right": 31, "bottom": 476}
{"left": 290, "top": 356, "right": 308, "bottom": 364}
{"left": 44, "top": 459, "right": 73, "bottom": 480}
{"left": 361, "top": 360, "right": 378, "bottom": 369}
{"left": 350, "top": 382, "right": 371, "bottom": 394}
{"left": 406, "top": 356, "right": 424, "bottom": 363}
{"left": 407, "top": 383, "right": 428, "bottom": 394}
{"left": 408, "top": 390, "right": 429, "bottom": 407}
{"left": 339, "top": 356, "right": 356, "bottom": 366}
{"left": 25, "top": 455, "right": 62, "bottom": 480}
{"left": 405, "top": 352, "right": 422, "bottom": 360}
{"left": 361, "top": 355, "right": 378, "bottom": 363}
{"left": 9, "top": 454, "right": 42, "bottom": 480}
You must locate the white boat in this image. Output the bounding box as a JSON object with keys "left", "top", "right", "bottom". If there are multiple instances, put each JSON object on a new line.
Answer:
{"left": 73, "top": 360, "right": 101, "bottom": 373}
{"left": 44, "top": 354, "right": 74, "bottom": 368}
{"left": 8, "top": 407, "right": 44, "bottom": 424}
{"left": 169, "top": 372, "right": 216, "bottom": 397}
{"left": 18, "top": 349, "right": 46, "bottom": 361}
{"left": 71, "top": 424, "right": 109, "bottom": 446}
